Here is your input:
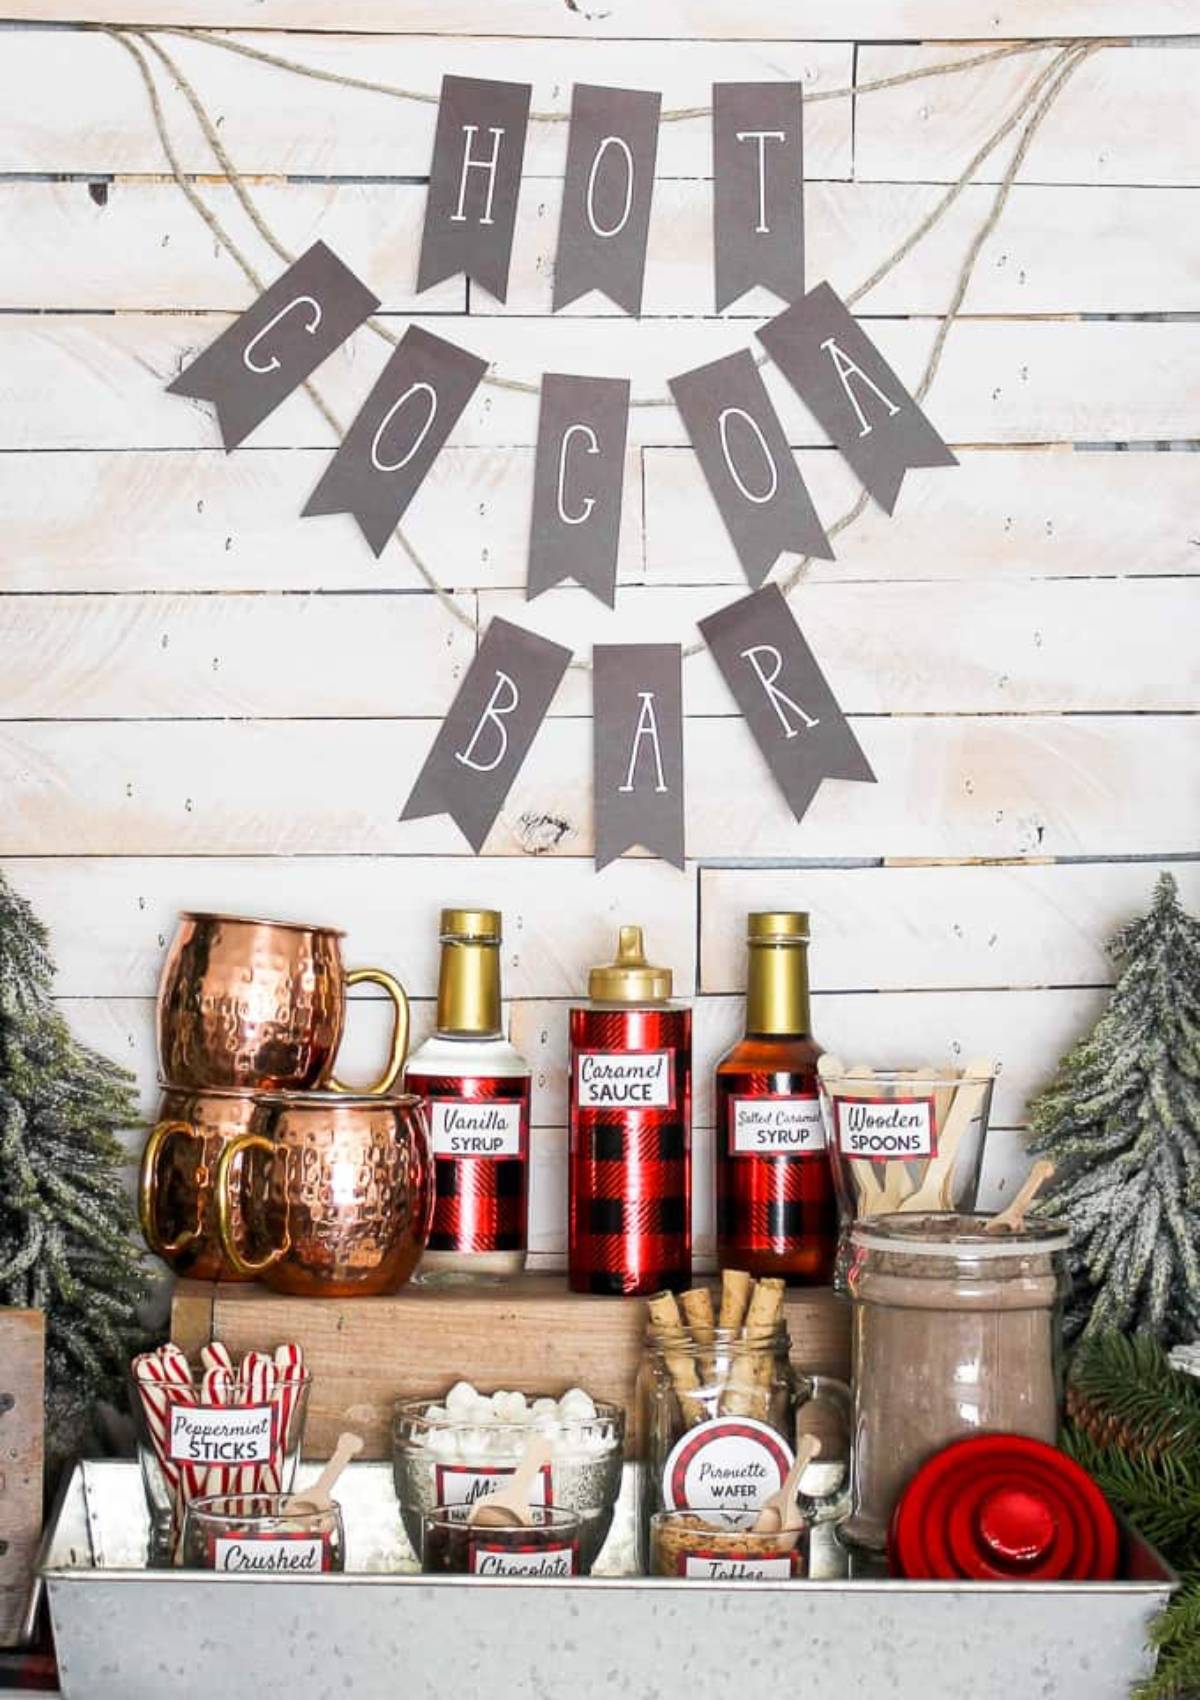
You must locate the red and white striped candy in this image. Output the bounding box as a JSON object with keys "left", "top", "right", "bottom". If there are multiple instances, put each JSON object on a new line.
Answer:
{"left": 240, "top": 1354, "right": 278, "bottom": 1495}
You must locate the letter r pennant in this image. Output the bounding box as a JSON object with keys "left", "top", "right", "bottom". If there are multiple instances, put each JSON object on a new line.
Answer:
{"left": 401, "top": 617, "right": 572, "bottom": 852}
{"left": 698, "top": 584, "right": 874, "bottom": 824}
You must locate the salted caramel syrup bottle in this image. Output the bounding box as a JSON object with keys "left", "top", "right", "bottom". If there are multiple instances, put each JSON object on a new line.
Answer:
{"left": 714, "top": 912, "right": 836, "bottom": 1284}
{"left": 568, "top": 926, "right": 692, "bottom": 1296}
{"left": 406, "top": 910, "right": 531, "bottom": 1284}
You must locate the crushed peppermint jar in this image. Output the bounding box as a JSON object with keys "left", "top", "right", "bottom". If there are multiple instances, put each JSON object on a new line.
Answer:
{"left": 393, "top": 1382, "right": 625, "bottom": 1573}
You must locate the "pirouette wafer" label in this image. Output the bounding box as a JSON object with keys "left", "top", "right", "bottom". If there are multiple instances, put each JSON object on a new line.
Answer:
{"left": 662, "top": 1418, "right": 794, "bottom": 1511}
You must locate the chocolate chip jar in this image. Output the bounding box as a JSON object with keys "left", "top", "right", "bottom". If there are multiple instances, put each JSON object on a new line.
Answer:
{"left": 568, "top": 926, "right": 691, "bottom": 1296}
{"left": 405, "top": 909, "right": 531, "bottom": 1284}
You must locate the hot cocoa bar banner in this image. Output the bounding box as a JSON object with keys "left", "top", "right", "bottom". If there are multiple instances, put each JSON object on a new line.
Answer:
{"left": 166, "top": 70, "right": 960, "bottom": 867}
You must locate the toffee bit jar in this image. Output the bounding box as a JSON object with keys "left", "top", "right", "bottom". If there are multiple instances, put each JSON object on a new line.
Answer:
{"left": 844, "top": 1211, "right": 1070, "bottom": 1551}
{"left": 638, "top": 1323, "right": 850, "bottom": 1555}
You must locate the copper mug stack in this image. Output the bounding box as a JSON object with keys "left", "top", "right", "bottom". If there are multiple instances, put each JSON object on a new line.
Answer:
{"left": 139, "top": 911, "right": 434, "bottom": 1295}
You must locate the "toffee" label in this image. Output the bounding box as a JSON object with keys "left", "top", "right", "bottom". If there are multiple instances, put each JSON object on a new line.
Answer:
{"left": 169, "top": 1404, "right": 274, "bottom": 1465}
{"left": 730, "top": 1094, "right": 824, "bottom": 1156}
{"left": 835, "top": 1095, "right": 937, "bottom": 1159}
{"left": 662, "top": 1417, "right": 793, "bottom": 1511}
{"left": 212, "top": 1534, "right": 327, "bottom": 1573}
{"left": 428, "top": 1098, "right": 524, "bottom": 1159}
{"left": 681, "top": 1552, "right": 794, "bottom": 1581}
{"left": 469, "top": 1542, "right": 577, "bottom": 1577}
{"left": 434, "top": 1462, "right": 552, "bottom": 1509}
{"left": 575, "top": 1050, "right": 675, "bottom": 1110}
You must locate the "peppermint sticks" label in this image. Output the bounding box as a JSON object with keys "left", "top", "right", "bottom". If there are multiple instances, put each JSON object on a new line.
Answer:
{"left": 169, "top": 1404, "right": 274, "bottom": 1465}
{"left": 835, "top": 1096, "right": 937, "bottom": 1159}
{"left": 662, "top": 1417, "right": 793, "bottom": 1512}
{"left": 682, "top": 1552, "right": 794, "bottom": 1581}
{"left": 428, "top": 1099, "right": 524, "bottom": 1159}
{"left": 212, "top": 1534, "right": 327, "bottom": 1574}
{"left": 730, "top": 1094, "right": 824, "bottom": 1156}
{"left": 575, "top": 1050, "right": 675, "bottom": 1110}
{"left": 469, "top": 1542, "right": 577, "bottom": 1577}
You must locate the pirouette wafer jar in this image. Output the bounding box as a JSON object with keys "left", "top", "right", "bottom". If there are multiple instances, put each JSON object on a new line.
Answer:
{"left": 844, "top": 1211, "right": 1070, "bottom": 1551}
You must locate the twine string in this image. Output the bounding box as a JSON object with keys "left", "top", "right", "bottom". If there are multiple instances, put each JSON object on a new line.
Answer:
{"left": 101, "top": 27, "right": 1103, "bottom": 663}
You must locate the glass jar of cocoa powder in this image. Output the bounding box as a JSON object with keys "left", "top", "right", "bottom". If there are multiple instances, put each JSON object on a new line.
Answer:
{"left": 844, "top": 1212, "right": 1070, "bottom": 1551}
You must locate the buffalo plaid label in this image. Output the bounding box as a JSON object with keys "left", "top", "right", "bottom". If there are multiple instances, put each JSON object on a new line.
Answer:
{"left": 435, "top": 1462, "right": 553, "bottom": 1508}
{"left": 469, "top": 1538, "right": 579, "bottom": 1577}
{"left": 681, "top": 1550, "right": 796, "bottom": 1580}
{"left": 414, "top": 1073, "right": 530, "bottom": 1254}
{"left": 429, "top": 1098, "right": 523, "bottom": 1158}
{"left": 575, "top": 1049, "right": 676, "bottom": 1110}
{"left": 662, "top": 1417, "right": 793, "bottom": 1511}
{"left": 210, "top": 1531, "right": 332, "bottom": 1573}
{"left": 835, "top": 1095, "right": 936, "bottom": 1159}
{"left": 729, "top": 1094, "right": 824, "bottom": 1157}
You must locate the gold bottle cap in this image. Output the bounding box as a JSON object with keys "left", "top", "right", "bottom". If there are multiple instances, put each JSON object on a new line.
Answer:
{"left": 747, "top": 911, "right": 810, "bottom": 944}
{"left": 439, "top": 908, "right": 502, "bottom": 941}
{"left": 587, "top": 925, "right": 673, "bottom": 1003}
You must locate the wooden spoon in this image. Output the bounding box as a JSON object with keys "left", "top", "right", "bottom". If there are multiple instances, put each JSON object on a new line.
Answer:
{"left": 283, "top": 1431, "right": 363, "bottom": 1513}
{"left": 899, "top": 1059, "right": 995, "bottom": 1214}
{"left": 984, "top": 1160, "right": 1055, "bottom": 1234}
{"left": 467, "top": 1434, "right": 553, "bottom": 1529}
{"left": 751, "top": 1435, "right": 821, "bottom": 1534}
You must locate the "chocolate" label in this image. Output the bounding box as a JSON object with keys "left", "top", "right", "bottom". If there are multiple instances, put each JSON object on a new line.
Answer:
{"left": 575, "top": 1050, "right": 675, "bottom": 1110}
{"left": 730, "top": 1095, "right": 825, "bottom": 1156}
{"left": 682, "top": 1552, "right": 794, "bottom": 1581}
{"left": 470, "top": 1542, "right": 577, "bottom": 1577}
{"left": 835, "top": 1096, "right": 937, "bottom": 1159}
{"left": 662, "top": 1417, "right": 793, "bottom": 1511}
{"left": 429, "top": 1098, "right": 524, "bottom": 1159}
{"left": 212, "top": 1535, "right": 326, "bottom": 1573}
{"left": 169, "top": 1404, "right": 274, "bottom": 1465}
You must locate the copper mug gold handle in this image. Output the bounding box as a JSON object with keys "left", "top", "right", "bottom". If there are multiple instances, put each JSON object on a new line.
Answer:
{"left": 215, "top": 1134, "right": 290, "bottom": 1278}
{"left": 138, "top": 1119, "right": 205, "bottom": 1258}
{"left": 329, "top": 967, "right": 410, "bottom": 1095}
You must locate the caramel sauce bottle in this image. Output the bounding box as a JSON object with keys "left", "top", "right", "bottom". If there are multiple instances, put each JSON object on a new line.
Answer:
{"left": 714, "top": 912, "right": 836, "bottom": 1284}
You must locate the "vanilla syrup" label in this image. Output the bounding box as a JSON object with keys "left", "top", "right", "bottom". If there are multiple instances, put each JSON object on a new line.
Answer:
{"left": 835, "top": 1095, "right": 937, "bottom": 1159}
{"left": 169, "top": 1404, "right": 274, "bottom": 1465}
{"left": 428, "top": 1098, "right": 524, "bottom": 1159}
{"left": 212, "top": 1535, "right": 326, "bottom": 1573}
{"left": 682, "top": 1552, "right": 794, "bottom": 1581}
{"left": 470, "top": 1542, "right": 577, "bottom": 1577}
{"left": 662, "top": 1417, "right": 793, "bottom": 1512}
{"left": 575, "top": 1050, "right": 675, "bottom": 1110}
{"left": 730, "top": 1094, "right": 825, "bottom": 1156}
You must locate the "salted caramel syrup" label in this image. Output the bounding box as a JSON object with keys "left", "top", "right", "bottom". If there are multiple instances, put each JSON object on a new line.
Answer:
{"left": 662, "top": 1417, "right": 794, "bottom": 1511}
{"left": 729, "top": 1094, "right": 825, "bottom": 1156}
{"left": 575, "top": 1050, "right": 675, "bottom": 1110}
{"left": 835, "top": 1095, "right": 937, "bottom": 1159}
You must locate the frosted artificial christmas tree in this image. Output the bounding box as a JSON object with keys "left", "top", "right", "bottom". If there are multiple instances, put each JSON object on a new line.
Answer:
{"left": 1028, "top": 872, "right": 1200, "bottom": 1346}
{"left": 0, "top": 870, "right": 148, "bottom": 1473}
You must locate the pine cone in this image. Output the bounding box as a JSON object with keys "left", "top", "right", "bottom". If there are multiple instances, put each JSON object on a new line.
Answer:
{"left": 1066, "top": 1383, "right": 1171, "bottom": 1461}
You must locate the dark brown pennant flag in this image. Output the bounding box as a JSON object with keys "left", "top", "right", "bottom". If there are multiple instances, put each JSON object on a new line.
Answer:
{"left": 593, "top": 644, "right": 685, "bottom": 871}
{"left": 417, "top": 75, "right": 532, "bottom": 304}
{"left": 699, "top": 584, "right": 874, "bottom": 824}
{"left": 401, "top": 617, "right": 572, "bottom": 853}
{"left": 758, "top": 281, "right": 957, "bottom": 514}
{"left": 712, "top": 82, "right": 805, "bottom": 313}
{"left": 167, "top": 241, "right": 379, "bottom": 451}
{"left": 670, "top": 348, "right": 832, "bottom": 588}
{"left": 553, "top": 84, "right": 662, "bottom": 316}
{"left": 302, "top": 325, "right": 487, "bottom": 557}
{"left": 527, "top": 373, "right": 630, "bottom": 606}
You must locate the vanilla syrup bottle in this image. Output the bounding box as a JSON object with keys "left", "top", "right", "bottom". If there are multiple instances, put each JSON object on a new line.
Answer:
{"left": 407, "top": 909, "right": 531, "bottom": 1283}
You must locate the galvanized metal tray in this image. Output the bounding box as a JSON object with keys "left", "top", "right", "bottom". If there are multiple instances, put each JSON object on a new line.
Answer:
{"left": 44, "top": 1461, "right": 1175, "bottom": 1700}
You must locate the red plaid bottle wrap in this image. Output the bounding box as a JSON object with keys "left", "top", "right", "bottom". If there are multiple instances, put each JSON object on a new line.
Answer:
{"left": 715, "top": 1067, "right": 837, "bottom": 1282}
{"left": 568, "top": 1004, "right": 691, "bottom": 1296}
{"left": 415, "top": 1073, "right": 530, "bottom": 1255}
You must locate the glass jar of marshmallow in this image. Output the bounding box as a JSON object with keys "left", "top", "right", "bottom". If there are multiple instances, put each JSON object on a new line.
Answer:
{"left": 393, "top": 1380, "right": 625, "bottom": 1572}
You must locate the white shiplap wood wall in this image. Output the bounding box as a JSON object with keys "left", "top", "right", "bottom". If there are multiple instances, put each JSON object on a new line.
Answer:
{"left": 1, "top": 1, "right": 1197, "bottom": 1269}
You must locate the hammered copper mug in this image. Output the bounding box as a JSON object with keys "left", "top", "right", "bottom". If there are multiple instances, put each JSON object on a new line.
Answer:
{"left": 216, "top": 1091, "right": 434, "bottom": 1298}
{"left": 157, "top": 912, "right": 409, "bottom": 1093}
{"left": 138, "top": 1085, "right": 268, "bottom": 1281}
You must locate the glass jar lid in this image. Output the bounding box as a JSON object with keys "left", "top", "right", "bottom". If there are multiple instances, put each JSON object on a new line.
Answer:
{"left": 850, "top": 1211, "right": 1070, "bottom": 1259}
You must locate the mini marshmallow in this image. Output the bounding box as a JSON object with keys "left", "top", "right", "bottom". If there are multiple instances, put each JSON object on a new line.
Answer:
{"left": 557, "top": 1388, "right": 597, "bottom": 1420}
{"left": 531, "top": 1397, "right": 558, "bottom": 1417}
{"left": 445, "top": 1380, "right": 478, "bottom": 1417}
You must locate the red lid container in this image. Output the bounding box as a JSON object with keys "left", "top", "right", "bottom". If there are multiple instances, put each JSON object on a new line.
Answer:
{"left": 889, "top": 1433, "right": 1120, "bottom": 1581}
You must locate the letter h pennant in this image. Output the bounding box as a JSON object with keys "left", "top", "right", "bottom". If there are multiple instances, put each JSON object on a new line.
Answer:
{"left": 698, "top": 584, "right": 874, "bottom": 824}
{"left": 401, "top": 617, "right": 572, "bottom": 852}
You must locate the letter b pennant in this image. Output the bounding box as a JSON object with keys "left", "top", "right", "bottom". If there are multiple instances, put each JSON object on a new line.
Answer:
{"left": 402, "top": 617, "right": 572, "bottom": 851}
{"left": 699, "top": 584, "right": 874, "bottom": 824}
